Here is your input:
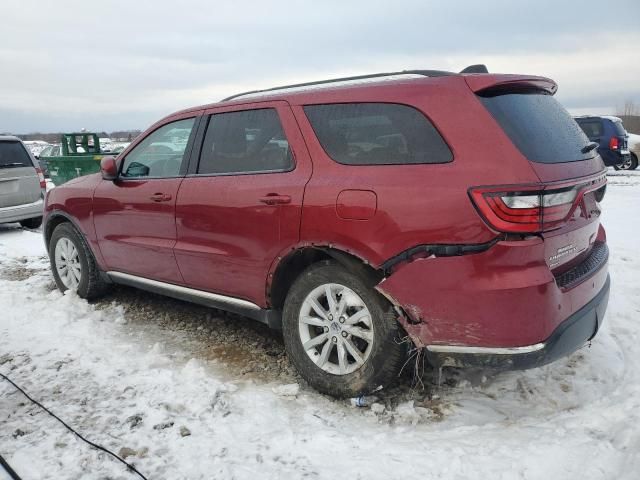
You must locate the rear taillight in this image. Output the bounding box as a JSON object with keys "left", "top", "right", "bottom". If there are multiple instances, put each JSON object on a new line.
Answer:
{"left": 470, "top": 176, "right": 606, "bottom": 233}
{"left": 35, "top": 167, "right": 46, "bottom": 189}
{"left": 609, "top": 137, "right": 619, "bottom": 150}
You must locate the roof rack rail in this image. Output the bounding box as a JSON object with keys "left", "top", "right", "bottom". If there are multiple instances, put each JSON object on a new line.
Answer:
{"left": 221, "top": 69, "right": 454, "bottom": 102}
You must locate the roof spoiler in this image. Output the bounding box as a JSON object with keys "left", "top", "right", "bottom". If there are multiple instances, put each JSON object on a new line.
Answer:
{"left": 465, "top": 74, "right": 558, "bottom": 95}
{"left": 460, "top": 64, "right": 489, "bottom": 74}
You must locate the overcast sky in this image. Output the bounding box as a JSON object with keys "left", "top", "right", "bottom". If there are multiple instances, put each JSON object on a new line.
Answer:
{"left": 1, "top": 0, "right": 639, "bottom": 134}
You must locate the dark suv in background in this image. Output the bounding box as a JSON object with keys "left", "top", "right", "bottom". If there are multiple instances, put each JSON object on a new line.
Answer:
{"left": 43, "top": 66, "right": 610, "bottom": 397}
{"left": 575, "top": 115, "right": 634, "bottom": 170}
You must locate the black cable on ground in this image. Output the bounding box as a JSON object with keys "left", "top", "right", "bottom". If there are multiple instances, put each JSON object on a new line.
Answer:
{"left": 0, "top": 452, "right": 22, "bottom": 480}
{"left": 0, "top": 372, "right": 148, "bottom": 480}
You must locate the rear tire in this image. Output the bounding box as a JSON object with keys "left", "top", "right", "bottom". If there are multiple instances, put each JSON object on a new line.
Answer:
{"left": 282, "top": 260, "right": 406, "bottom": 398}
{"left": 615, "top": 153, "right": 638, "bottom": 170}
{"left": 49, "top": 222, "right": 110, "bottom": 299}
{"left": 19, "top": 217, "right": 42, "bottom": 229}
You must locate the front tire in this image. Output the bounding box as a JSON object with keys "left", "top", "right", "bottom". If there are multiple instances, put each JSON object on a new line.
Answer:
{"left": 49, "top": 223, "right": 109, "bottom": 299}
{"left": 282, "top": 261, "right": 405, "bottom": 398}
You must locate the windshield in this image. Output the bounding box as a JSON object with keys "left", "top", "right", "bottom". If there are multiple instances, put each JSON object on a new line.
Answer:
{"left": 479, "top": 91, "right": 595, "bottom": 163}
{"left": 0, "top": 141, "right": 32, "bottom": 168}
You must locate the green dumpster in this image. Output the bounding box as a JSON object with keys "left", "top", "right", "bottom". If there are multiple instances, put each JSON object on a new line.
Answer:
{"left": 41, "top": 133, "right": 114, "bottom": 185}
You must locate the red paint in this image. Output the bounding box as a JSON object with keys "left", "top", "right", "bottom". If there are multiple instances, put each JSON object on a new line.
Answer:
{"left": 43, "top": 72, "right": 609, "bottom": 350}
{"left": 174, "top": 102, "right": 312, "bottom": 306}
{"left": 336, "top": 190, "right": 377, "bottom": 220}
{"left": 379, "top": 226, "right": 608, "bottom": 348}
{"left": 93, "top": 177, "right": 185, "bottom": 283}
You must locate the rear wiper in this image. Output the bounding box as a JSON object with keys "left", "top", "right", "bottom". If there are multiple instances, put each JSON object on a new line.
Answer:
{"left": 581, "top": 142, "right": 599, "bottom": 154}
{"left": 0, "top": 162, "right": 28, "bottom": 168}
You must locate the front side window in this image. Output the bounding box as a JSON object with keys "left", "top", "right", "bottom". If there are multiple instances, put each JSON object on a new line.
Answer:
{"left": 121, "top": 117, "right": 195, "bottom": 178}
{"left": 198, "top": 108, "right": 292, "bottom": 175}
{"left": 304, "top": 103, "right": 452, "bottom": 165}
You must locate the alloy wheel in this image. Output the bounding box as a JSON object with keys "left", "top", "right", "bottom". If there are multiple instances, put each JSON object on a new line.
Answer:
{"left": 54, "top": 237, "right": 82, "bottom": 290}
{"left": 618, "top": 157, "right": 633, "bottom": 170}
{"left": 298, "top": 283, "right": 374, "bottom": 375}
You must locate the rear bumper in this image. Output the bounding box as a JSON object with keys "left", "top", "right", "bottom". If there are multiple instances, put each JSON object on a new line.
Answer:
{"left": 425, "top": 275, "right": 610, "bottom": 369}
{"left": 377, "top": 235, "right": 609, "bottom": 351}
{"left": 600, "top": 149, "right": 629, "bottom": 166}
{"left": 0, "top": 198, "right": 44, "bottom": 224}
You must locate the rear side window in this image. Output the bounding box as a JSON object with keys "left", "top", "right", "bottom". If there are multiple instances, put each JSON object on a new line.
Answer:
{"left": 479, "top": 92, "right": 594, "bottom": 163}
{"left": 198, "top": 108, "right": 293, "bottom": 175}
{"left": 576, "top": 120, "right": 603, "bottom": 139}
{"left": 0, "top": 141, "right": 32, "bottom": 168}
{"left": 304, "top": 103, "right": 452, "bottom": 165}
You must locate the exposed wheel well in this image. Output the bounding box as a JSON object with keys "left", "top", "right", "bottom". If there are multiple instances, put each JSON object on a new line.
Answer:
{"left": 268, "top": 247, "right": 384, "bottom": 310}
{"left": 44, "top": 215, "right": 71, "bottom": 246}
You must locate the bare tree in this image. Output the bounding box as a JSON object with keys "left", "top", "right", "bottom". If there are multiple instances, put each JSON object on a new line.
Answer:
{"left": 617, "top": 99, "right": 640, "bottom": 134}
{"left": 618, "top": 99, "right": 640, "bottom": 117}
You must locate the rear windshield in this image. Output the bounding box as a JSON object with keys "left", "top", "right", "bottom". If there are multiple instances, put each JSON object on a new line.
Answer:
{"left": 0, "top": 141, "right": 32, "bottom": 168}
{"left": 575, "top": 119, "right": 603, "bottom": 139}
{"left": 479, "top": 92, "right": 595, "bottom": 163}
{"left": 304, "top": 103, "right": 452, "bottom": 165}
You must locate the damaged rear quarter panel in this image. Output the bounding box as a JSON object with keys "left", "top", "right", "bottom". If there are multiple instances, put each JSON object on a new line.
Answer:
{"left": 375, "top": 239, "right": 563, "bottom": 348}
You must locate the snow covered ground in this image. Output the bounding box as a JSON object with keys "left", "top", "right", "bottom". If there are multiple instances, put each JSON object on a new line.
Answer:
{"left": 1, "top": 171, "right": 640, "bottom": 480}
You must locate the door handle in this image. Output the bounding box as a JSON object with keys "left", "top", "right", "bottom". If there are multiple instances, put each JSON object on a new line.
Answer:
{"left": 150, "top": 193, "right": 172, "bottom": 202}
{"left": 259, "top": 194, "right": 291, "bottom": 205}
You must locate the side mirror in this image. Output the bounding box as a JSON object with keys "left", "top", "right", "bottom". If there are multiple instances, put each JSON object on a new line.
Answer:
{"left": 100, "top": 156, "right": 118, "bottom": 180}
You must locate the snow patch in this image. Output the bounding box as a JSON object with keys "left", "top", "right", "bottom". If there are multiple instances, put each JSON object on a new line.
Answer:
{"left": 272, "top": 383, "right": 300, "bottom": 397}
{"left": 1, "top": 174, "right": 640, "bottom": 478}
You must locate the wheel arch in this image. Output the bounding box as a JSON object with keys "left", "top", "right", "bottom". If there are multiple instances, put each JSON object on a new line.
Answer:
{"left": 44, "top": 211, "right": 75, "bottom": 246}
{"left": 44, "top": 210, "right": 107, "bottom": 270}
{"left": 267, "top": 245, "right": 384, "bottom": 310}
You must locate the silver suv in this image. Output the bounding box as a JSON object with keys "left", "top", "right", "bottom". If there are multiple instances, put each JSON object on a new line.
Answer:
{"left": 0, "top": 136, "right": 46, "bottom": 228}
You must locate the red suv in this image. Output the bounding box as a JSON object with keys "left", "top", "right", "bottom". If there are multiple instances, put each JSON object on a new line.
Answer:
{"left": 44, "top": 66, "right": 610, "bottom": 397}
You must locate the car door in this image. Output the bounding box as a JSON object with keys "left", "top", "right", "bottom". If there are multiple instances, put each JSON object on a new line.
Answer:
{"left": 174, "top": 102, "right": 312, "bottom": 306}
{"left": 93, "top": 114, "right": 199, "bottom": 283}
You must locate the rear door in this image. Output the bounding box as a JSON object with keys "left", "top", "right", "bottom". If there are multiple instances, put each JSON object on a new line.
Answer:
{"left": 174, "top": 101, "right": 312, "bottom": 306}
{"left": 93, "top": 115, "right": 198, "bottom": 283}
{"left": 0, "top": 140, "right": 41, "bottom": 208}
